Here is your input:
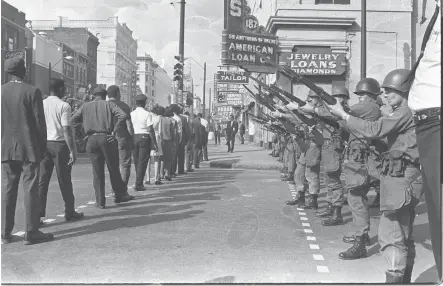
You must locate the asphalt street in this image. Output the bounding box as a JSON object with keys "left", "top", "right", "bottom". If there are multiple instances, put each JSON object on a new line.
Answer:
{"left": 1, "top": 144, "right": 439, "bottom": 284}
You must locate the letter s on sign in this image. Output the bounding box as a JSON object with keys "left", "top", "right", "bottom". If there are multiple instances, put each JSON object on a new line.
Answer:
{"left": 230, "top": 0, "right": 242, "bottom": 17}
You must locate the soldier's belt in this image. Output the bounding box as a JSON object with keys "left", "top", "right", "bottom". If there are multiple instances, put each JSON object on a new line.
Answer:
{"left": 413, "top": 107, "right": 440, "bottom": 123}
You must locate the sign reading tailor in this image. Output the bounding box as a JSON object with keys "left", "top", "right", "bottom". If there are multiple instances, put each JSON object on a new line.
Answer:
{"left": 216, "top": 70, "right": 250, "bottom": 84}
{"left": 282, "top": 47, "right": 346, "bottom": 75}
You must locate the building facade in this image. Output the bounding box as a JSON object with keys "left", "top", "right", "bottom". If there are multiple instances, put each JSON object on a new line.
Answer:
{"left": 266, "top": 0, "right": 415, "bottom": 105}
{"left": 136, "top": 53, "right": 173, "bottom": 107}
{"left": 31, "top": 16, "right": 137, "bottom": 107}
{"left": 24, "top": 29, "right": 63, "bottom": 96}
{"left": 33, "top": 27, "right": 99, "bottom": 91}
{"left": 1, "top": 0, "right": 29, "bottom": 84}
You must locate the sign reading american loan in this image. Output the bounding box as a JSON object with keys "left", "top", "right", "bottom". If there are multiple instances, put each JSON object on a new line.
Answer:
{"left": 216, "top": 70, "right": 250, "bottom": 84}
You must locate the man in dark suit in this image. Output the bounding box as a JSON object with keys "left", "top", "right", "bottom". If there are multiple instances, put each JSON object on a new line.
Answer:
{"left": 226, "top": 114, "right": 239, "bottom": 153}
{"left": 1, "top": 58, "right": 54, "bottom": 245}
{"left": 171, "top": 105, "right": 189, "bottom": 175}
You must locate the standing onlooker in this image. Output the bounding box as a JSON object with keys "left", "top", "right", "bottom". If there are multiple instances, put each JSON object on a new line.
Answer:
{"left": 106, "top": 85, "right": 134, "bottom": 189}
{"left": 407, "top": 1, "right": 441, "bottom": 280}
{"left": 160, "top": 107, "right": 175, "bottom": 180}
{"left": 184, "top": 112, "right": 195, "bottom": 172}
{"left": 214, "top": 121, "right": 221, "bottom": 145}
{"left": 226, "top": 114, "right": 239, "bottom": 153}
{"left": 38, "top": 79, "right": 84, "bottom": 225}
{"left": 146, "top": 105, "right": 164, "bottom": 185}
{"left": 131, "top": 95, "right": 157, "bottom": 191}
{"left": 1, "top": 58, "right": 54, "bottom": 245}
{"left": 239, "top": 120, "right": 245, "bottom": 144}
{"left": 198, "top": 113, "right": 209, "bottom": 161}
{"left": 170, "top": 104, "right": 183, "bottom": 176}
{"left": 71, "top": 86, "right": 134, "bottom": 208}
{"left": 175, "top": 105, "right": 189, "bottom": 174}
{"left": 191, "top": 114, "right": 204, "bottom": 168}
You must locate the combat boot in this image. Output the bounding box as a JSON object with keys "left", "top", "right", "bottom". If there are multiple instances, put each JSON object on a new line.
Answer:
{"left": 385, "top": 271, "right": 403, "bottom": 283}
{"left": 314, "top": 202, "right": 333, "bottom": 218}
{"left": 299, "top": 194, "right": 318, "bottom": 209}
{"left": 322, "top": 206, "right": 344, "bottom": 226}
{"left": 338, "top": 235, "right": 367, "bottom": 260}
{"left": 286, "top": 192, "right": 305, "bottom": 206}
{"left": 343, "top": 233, "right": 371, "bottom": 246}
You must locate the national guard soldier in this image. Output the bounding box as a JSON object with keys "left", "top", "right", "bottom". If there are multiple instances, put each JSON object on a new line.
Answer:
{"left": 327, "top": 69, "right": 422, "bottom": 284}
{"left": 283, "top": 90, "right": 323, "bottom": 209}
{"left": 299, "top": 86, "right": 351, "bottom": 226}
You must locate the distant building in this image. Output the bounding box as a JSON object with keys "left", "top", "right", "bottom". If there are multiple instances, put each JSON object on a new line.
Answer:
{"left": 1, "top": 0, "right": 29, "bottom": 84}
{"left": 33, "top": 27, "right": 99, "bottom": 91}
{"left": 31, "top": 16, "right": 137, "bottom": 108}
{"left": 136, "top": 53, "right": 172, "bottom": 107}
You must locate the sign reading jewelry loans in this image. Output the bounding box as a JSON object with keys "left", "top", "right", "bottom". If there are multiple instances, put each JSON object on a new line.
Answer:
{"left": 221, "top": 0, "right": 278, "bottom": 73}
{"left": 216, "top": 70, "right": 250, "bottom": 84}
{"left": 281, "top": 47, "right": 347, "bottom": 76}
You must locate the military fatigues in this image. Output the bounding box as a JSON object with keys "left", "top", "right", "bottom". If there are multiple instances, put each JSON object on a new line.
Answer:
{"left": 314, "top": 106, "right": 350, "bottom": 224}
{"left": 342, "top": 98, "right": 382, "bottom": 240}
{"left": 346, "top": 102, "right": 421, "bottom": 283}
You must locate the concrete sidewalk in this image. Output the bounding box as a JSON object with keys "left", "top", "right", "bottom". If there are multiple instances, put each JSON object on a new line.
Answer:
{"left": 202, "top": 142, "right": 282, "bottom": 171}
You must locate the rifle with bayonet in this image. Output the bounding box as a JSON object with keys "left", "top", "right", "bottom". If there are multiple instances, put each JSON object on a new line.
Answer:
{"left": 253, "top": 51, "right": 382, "bottom": 159}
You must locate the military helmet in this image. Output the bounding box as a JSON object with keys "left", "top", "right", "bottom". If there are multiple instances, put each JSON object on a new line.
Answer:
{"left": 332, "top": 86, "right": 350, "bottom": 99}
{"left": 354, "top": 78, "right": 382, "bottom": 95}
{"left": 381, "top": 69, "right": 411, "bottom": 93}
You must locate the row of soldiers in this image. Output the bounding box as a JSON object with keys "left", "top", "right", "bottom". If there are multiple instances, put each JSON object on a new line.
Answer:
{"left": 257, "top": 69, "right": 423, "bottom": 284}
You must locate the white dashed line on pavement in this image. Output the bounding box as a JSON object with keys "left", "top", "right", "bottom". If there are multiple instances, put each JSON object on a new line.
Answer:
{"left": 313, "top": 254, "right": 325, "bottom": 261}
{"left": 303, "top": 229, "right": 313, "bottom": 233}
{"left": 298, "top": 212, "right": 307, "bottom": 216}
{"left": 87, "top": 201, "right": 96, "bottom": 205}
{"left": 307, "top": 236, "right": 316, "bottom": 241}
{"left": 296, "top": 208, "right": 303, "bottom": 211}
{"left": 316, "top": 266, "right": 330, "bottom": 273}
{"left": 300, "top": 217, "right": 308, "bottom": 221}
{"left": 302, "top": 222, "right": 311, "bottom": 227}
{"left": 13, "top": 231, "right": 25, "bottom": 236}
{"left": 43, "top": 219, "right": 55, "bottom": 223}
{"left": 77, "top": 205, "right": 87, "bottom": 208}
{"left": 56, "top": 214, "right": 65, "bottom": 217}
{"left": 309, "top": 244, "right": 320, "bottom": 250}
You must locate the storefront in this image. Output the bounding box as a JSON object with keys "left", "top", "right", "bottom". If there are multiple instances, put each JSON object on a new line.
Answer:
{"left": 266, "top": 0, "right": 414, "bottom": 105}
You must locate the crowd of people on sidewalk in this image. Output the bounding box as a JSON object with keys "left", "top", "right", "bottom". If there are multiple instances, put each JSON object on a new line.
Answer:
{"left": 1, "top": 57, "right": 212, "bottom": 245}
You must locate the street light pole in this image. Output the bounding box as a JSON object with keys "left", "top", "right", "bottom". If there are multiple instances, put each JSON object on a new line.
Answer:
{"left": 179, "top": 0, "right": 186, "bottom": 104}
{"left": 202, "top": 62, "right": 206, "bottom": 117}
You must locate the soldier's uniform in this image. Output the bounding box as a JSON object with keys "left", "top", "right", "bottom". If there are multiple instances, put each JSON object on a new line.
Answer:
{"left": 343, "top": 69, "right": 422, "bottom": 283}
{"left": 313, "top": 86, "right": 351, "bottom": 226}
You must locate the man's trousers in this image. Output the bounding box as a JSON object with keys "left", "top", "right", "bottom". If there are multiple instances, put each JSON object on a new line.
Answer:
{"left": 185, "top": 141, "right": 194, "bottom": 170}
{"left": 38, "top": 141, "right": 75, "bottom": 217}
{"left": 415, "top": 116, "right": 441, "bottom": 279}
{"left": 86, "top": 135, "right": 127, "bottom": 206}
{"left": 294, "top": 163, "right": 320, "bottom": 195}
{"left": 2, "top": 161, "right": 41, "bottom": 236}
{"left": 132, "top": 134, "right": 151, "bottom": 189}
{"left": 173, "top": 142, "right": 186, "bottom": 174}
{"left": 118, "top": 139, "right": 132, "bottom": 187}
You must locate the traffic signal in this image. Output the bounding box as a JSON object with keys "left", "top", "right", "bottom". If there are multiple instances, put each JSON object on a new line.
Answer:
{"left": 173, "top": 62, "right": 183, "bottom": 83}
{"left": 186, "top": 92, "right": 193, "bottom": 106}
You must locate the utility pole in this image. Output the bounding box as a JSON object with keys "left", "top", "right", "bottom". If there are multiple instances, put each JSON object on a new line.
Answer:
{"left": 208, "top": 88, "right": 211, "bottom": 115}
{"left": 202, "top": 62, "right": 206, "bottom": 117}
{"left": 361, "top": 0, "right": 367, "bottom": 79}
{"left": 179, "top": 0, "right": 186, "bottom": 104}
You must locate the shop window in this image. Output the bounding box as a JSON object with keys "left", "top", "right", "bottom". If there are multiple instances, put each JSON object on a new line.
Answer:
{"left": 315, "top": 0, "right": 350, "bottom": 4}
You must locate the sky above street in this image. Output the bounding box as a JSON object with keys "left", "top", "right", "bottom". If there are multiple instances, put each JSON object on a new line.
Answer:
{"left": 10, "top": 0, "right": 273, "bottom": 100}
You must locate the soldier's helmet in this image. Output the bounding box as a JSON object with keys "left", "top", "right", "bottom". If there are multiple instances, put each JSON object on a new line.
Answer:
{"left": 381, "top": 69, "right": 411, "bottom": 93}
{"left": 354, "top": 78, "right": 382, "bottom": 96}
{"left": 332, "top": 86, "right": 350, "bottom": 99}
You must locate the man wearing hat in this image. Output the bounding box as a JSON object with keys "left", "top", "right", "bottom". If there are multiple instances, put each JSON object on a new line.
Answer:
{"left": 130, "top": 94, "right": 157, "bottom": 191}
{"left": 71, "top": 85, "right": 134, "bottom": 208}
{"left": 1, "top": 58, "right": 54, "bottom": 245}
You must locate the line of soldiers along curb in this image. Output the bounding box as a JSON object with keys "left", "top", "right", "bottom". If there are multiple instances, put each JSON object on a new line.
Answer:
{"left": 264, "top": 69, "right": 423, "bottom": 284}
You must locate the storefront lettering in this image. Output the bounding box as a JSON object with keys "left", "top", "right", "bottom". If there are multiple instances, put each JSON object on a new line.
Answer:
{"left": 284, "top": 51, "right": 346, "bottom": 76}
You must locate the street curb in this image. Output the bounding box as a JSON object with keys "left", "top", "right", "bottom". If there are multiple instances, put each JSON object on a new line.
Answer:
{"left": 207, "top": 160, "right": 282, "bottom": 171}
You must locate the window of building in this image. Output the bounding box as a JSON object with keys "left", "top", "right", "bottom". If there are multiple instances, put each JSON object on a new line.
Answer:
{"left": 152, "top": 70, "right": 155, "bottom": 77}
{"left": 145, "top": 86, "right": 148, "bottom": 94}
{"left": 152, "top": 79, "right": 155, "bottom": 86}
{"left": 152, "top": 90, "right": 155, "bottom": 97}
{"left": 315, "top": 0, "right": 350, "bottom": 4}
{"left": 76, "top": 67, "right": 78, "bottom": 81}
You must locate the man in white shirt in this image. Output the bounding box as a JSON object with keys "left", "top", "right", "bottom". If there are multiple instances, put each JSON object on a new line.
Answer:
{"left": 38, "top": 79, "right": 84, "bottom": 223}
{"left": 197, "top": 113, "right": 209, "bottom": 161}
{"left": 407, "top": 0, "right": 441, "bottom": 280}
{"left": 131, "top": 94, "right": 158, "bottom": 191}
